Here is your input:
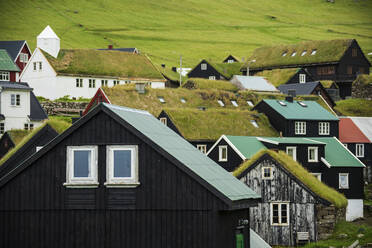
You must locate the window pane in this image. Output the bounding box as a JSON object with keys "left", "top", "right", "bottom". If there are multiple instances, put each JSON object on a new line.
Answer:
{"left": 272, "top": 204, "right": 279, "bottom": 223}
{"left": 73, "top": 150, "right": 91, "bottom": 177}
{"left": 114, "top": 150, "right": 132, "bottom": 178}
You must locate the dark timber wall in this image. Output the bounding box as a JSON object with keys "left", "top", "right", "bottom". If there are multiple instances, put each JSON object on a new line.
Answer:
{"left": 188, "top": 60, "right": 224, "bottom": 80}
{"left": 207, "top": 138, "right": 244, "bottom": 172}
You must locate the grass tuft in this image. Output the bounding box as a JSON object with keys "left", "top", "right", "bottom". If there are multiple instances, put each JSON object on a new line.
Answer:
{"left": 335, "top": 98, "right": 372, "bottom": 117}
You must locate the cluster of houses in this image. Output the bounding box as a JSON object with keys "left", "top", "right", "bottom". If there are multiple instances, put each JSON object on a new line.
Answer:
{"left": 0, "top": 25, "right": 371, "bottom": 247}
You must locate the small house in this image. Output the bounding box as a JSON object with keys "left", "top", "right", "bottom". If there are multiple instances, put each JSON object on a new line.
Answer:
{"left": 255, "top": 68, "right": 314, "bottom": 86}
{"left": 0, "top": 130, "right": 29, "bottom": 159}
{"left": 188, "top": 59, "right": 242, "bottom": 80}
{"left": 0, "top": 103, "right": 264, "bottom": 248}
{"left": 98, "top": 45, "right": 139, "bottom": 54}
{"left": 223, "top": 54, "right": 239, "bottom": 63}
{"left": 253, "top": 97, "right": 339, "bottom": 137}
{"left": 0, "top": 40, "right": 32, "bottom": 76}
{"left": 0, "top": 49, "right": 20, "bottom": 82}
{"left": 230, "top": 75, "right": 278, "bottom": 92}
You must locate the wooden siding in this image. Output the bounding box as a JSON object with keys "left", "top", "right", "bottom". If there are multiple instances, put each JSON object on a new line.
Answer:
{"left": 285, "top": 68, "right": 314, "bottom": 85}
{"left": 15, "top": 43, "right": 32, "bottom": 73}
{"left": 207, "top": 138, "right": 244, "bottom": 172}
{"left": 188, "top": 60, "right": 224, "bottom": 80}
{"left": 0, "top": 133, "right": 15, "bottom": 159}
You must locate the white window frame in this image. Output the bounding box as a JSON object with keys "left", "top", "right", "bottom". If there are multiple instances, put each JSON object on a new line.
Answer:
{"left": 318, "top": 122, "right": 330, "bottom": 135}
{"left": 201, "top": 63, "right": 207, "bottom": 70}
{"left": 339, "top": 173, "right": 349, "bottom": 189}
{"left": 311, "top": 173, "right": 322, "bottom": 181}
{"left": 76, "top": 78, "right": 83, "bottom": 88}
{"left": 89, "top": 79, "right": 96, "bottom": 88}
{"left": 113, "top": 80, "right": 120, "bottom": 86}
{"left": 231, "top": 100, "right": 238, "bottom": 107}
{"left": 39, "top": 62, "right": 42, "bottom": 71}
{"left": 105, "top": 145, "right": 139, "bottom": 187}
{"left": 36, "top": 146, "right": 43, "bottom": 152}
{"left": 270, "top": 202, "right": 289, "bottom": 226}
{"left": 33, "top": 62, "right": 37, "bottom": 71}
{"left": 295, "top": 121, "right": 306, "bottom": 135}
{"left": 24, "top": 123, "right": 34, "bottom": 130}
{"left": 209, "top": 76, "right": 216, "bottom": 80}
{"left": 0, "top": 122, "right": 4, "bottom": 134}
{"left": 10, "top": 94, "right": 21, "bottom": 106}
{"left": 218, "top": 145, "right": 228, "bottom": 162}
{"left": 101, "top": 79, "right": 108, "bottom": 87}
{"left": 227, "top": 59, "right": 234, "bottom": 63}
{"left": 262, "top": 167, "right": 273, "bottom": 179}
{"left": 197, "top": 144, "right": 207, "bottom": 154}
{"left": 356, "top": 144, "right": 364, "bottom": 158}
{"left": 286, "top": 146, "right": 297, "bottom": 161}
{"left": 64, "top": 146, "right": 98, "bottom": 187}
{"left": 159, "top": 117, "right": 167, "bottom": 125}
{"left": 308, "top": 147, "right": 318, "bottom": 162}
{"left": 0, "top": 71, "right": 10, "bottom": 81}
{"left": 299, "top": 74, "right": 306, "bottom": 83}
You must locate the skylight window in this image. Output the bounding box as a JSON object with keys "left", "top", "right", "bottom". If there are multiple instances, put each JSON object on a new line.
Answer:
{"left": 247, "top": 100, "right": 254, "bottom": 107}
{"left": 291, "top": 52, "right": 297, "bottom": 57}
{"left": 158, "top": 97, "right": 165, "bottom": 103}
{"left": 278, "top": 101, "right": 287, "bottom": 106}
{"left": 282, "top": 52, "right": 287, "bottom": 57}
{"left": 180, "top": 98, "right": 186, "bottom": 103}
{"left": 217, "top": 100, "right": 225, "bottom": 107}
{"left": 311, "top": 49, "right": 317, "bottom": 55}
{"left": 298, "top": 101, "right": 307, "bottom": 107}
{"left": 231, "top": 100, "right": 238, "bottom": 107}
{"left": 301, "top": 50, "right": 307, "bottom": 56}
{"left": 250, "top": 120, "right": 259, "bottom": 128}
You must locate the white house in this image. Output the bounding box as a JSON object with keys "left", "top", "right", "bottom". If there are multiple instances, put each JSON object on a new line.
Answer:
{"left": 20, "top": 26, "right": 166, "bottom": 100}
{"left": 37, "top": 25, "right": 60, "bottom": 58}
{"left": 0, "top": 82, "right": 47, "bottom": 134}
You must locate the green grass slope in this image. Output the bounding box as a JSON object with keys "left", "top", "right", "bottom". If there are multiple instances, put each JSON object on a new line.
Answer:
{"left": 0, "top": 0, "right": 371, "bottom": 66}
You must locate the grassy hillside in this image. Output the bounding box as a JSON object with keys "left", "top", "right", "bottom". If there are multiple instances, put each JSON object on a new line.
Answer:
{"left": 0, "top": 0, "right": 371, "bottom": 66}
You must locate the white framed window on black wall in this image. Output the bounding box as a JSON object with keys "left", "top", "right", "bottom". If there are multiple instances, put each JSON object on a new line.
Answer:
{"left": 105, "top": 145, "right": 139, "bottom": 187}
{"left": 308, "top": 147, "right": 318, "bottom": 162}
{"left": 356, "top": 144, "right": 364, "bottom": 158}
{"left": 197, "top": 144, "right": 207, "bottom": 154}
{"left": 286, "top": 146, "right": 297, "bottom": 161}
{"left": 295, "top": 121, "right": 306, "bottom": 135}
{"left": 201, "top": 63, "right": 207, "bottom": 70}
{"left": 339, "top": 173, "right": 349, "bottom": 189}
{"left": 159, "top": 117, "right": 167, "bottom": 125}
{"left": 218, "top": 145, "right": 227, "bottom": 162}
{"left": 270, "top": 202, "right": 289, "bottom": 226}
{"left": 319, "top": 122, "right": 330, "bottom": 135}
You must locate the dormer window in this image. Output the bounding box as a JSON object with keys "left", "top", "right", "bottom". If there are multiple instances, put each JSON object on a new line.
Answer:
{"left": 301, "top": 50, "right": 307, "bottom": 56}
{"left": 218, "top": 146, "right": 228, "bottom": 162}
{"left": 299, "top": 74, "right": 306, "bottom": 83}
{"left": 0, "top": 71, "right": 9, "bottom": 81}
{"left": 227, "top": 59, "right": 234, "bottom": 63}
{"left": 282, "top": 52, "right": 287, "bottom": 57}
{"left": 311, "top": 49, "right": 317, "bottom": 55}
{"left": 217, "top": 100, "right": 224, "bottom": 107}
{"left": 308, "top": 147, "right": 318, "bottom": 162}
{"left": 291, "top": 52, "right": 297, "bottom": 57}
{"left": 278, "top": 101, "right": 287, "bottom": 106}
{"left": 298, "top": 101, "right": 307, "bottom": 107}
{"left": 201, "top": 63, "right": 207, "bottom": 70}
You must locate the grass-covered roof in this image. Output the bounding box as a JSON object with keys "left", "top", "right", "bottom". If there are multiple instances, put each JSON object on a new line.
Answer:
{"left": 163, "top": 108, "right": 278, "bottom": 140}
{"left": 42, "top": 49, "right": 165, "bottom": 80}
{"left": 244, "top": 39, "right": 354, "bottom": 70}
{"left": 211, "top": 62, "right": 243, "bottom": 79}
{"left": 255, "top": 68, "right": 299, "bottom": 87}
{"left": 233, "top": 149, "right": 348, "bottom": 208}
{"left": 182, "top": 78, "right": 238, "bottom": 92}
{"left": 0, "top": 119, "right": 71, "bottom": 166}
{"left": 335, "top": 98, "right": 372, "bottom": 117}
{"left": 8, "top": 130, "right": 31, "bottom": 146}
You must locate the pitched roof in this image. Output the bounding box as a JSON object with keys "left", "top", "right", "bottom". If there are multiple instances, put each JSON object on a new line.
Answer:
{"left": 339, "top": 118, "right": 370, "bottom": 143}
{"left": 29, "top": 91, "right": 48, "bottom": 121}
{"left": 211, "top": 61, "right": 242, "bottom": 79}
{"left": 0, "top": 40, "right": 26, "bottom": 61}
{"left": 230, "top": 75, "right": 278, "bottom": 92}
{"left": 0, "top": 81, "right": 32, "bottom": 90}
{"left": 257, "top": 137, "right": 325, "bottom": 145}
{"left": 349, "top": 117, "right": 372, "bottom": 142}
{"left": 257, "top": 99, "right": 338, "bottom": 120}
{"left": 41, "top": 49, "right": 164, "bottom": 80}
{"left": 220, "top": 136, "right": 267, "bottom": 160}
{"left": 310, "top": 137, "right": 365, "bottom": 168}
{"left": 255, "top": 68, "right": 302, "bottom": 87}
{"left": 277, "top": 81, "right": 320, "bottom": 95}
{"left": 163, "top": 109, "right": 278, "bottom": 140}
{"left": 37, "top": 25, "right": 59, "bottom": 39}
{"left": 0, "top": 49, "right": 20, "bottom": 72}
{"left": 98, "top": 48, "right": 138, "bottom": 53}
{"left": 243, "top": 39, "right": 355, "bottom": 70}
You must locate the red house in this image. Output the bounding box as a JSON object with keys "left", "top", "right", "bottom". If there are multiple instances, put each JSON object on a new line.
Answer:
{"left": 0, "top": 40, "right": 32, "bottom": 77}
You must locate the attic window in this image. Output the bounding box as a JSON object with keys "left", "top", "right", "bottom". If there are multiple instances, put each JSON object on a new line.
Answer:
{"left": 201, "top": 63, "right": 207, "bottom": 70}
{"left": 282, "top": 52, "right": 287, "bottom": 57}
{"left": 291, "top": 52, "right": 297, "bottom": 57}
{"left": 217, "top": 100, "right": 225, "bottom": 107}
{"left": 158, "top": 97, "right": 165, "bottom": 103}
{"left": 278, "top": 101, "right": 287, "bottom": 106}
{"left": 231, "top": 100, "right": 238, "bottom": 107}
{"left": 301, "top": 50, "right": 307, "bottom": 56}
{"left": 311, "top": 49, "right": 317, "bottom": 55}
{"left": 250, "top": 120, "right": 259, "bottom": 128}
{"left": 180, "top": 98, "right": 186, "bottom": 103}
{"left": 247, "top": 100, "right": 254, "bottom": 107}
{"left": 298, "top": 101, "right": 307, "bottom": 107}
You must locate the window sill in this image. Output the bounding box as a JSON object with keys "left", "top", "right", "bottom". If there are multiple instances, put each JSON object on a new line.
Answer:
{"left": 271, "top": 223, "right": 289, "bottom": 226}
{"left": 104, "top": 182, "right": 140, "bottom": 188}
{"left": 218, "top": 160, "right": 227, "bottom": 162}
{"left": 63, "top": 182, "right": 99, "bottom": 188}
{"left": 308, "top": 160, "right": 318, "bottom": 163}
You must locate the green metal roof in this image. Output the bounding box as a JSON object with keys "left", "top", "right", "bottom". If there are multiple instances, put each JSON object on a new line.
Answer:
{"left": 261, "top": 99, "right": 338, "bottom": 121}
{"left": 0, "top": 49, "right": 20, "bottom": 72}
{"left": 310, "top": 137, "right": 365, "bottom": 168}
{"left": 258, "top": 137, "right": 325, "bottom": 145}
{"left": 225, "top": 136, "right": 266, "bottom": 159}
{"left": 105, "top": 103, "right": 260, "bottom": 202}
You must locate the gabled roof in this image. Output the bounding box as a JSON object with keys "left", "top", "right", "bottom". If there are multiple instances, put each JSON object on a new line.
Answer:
{"left": 0, "top": 103, "right": 260, "bottom": 207}
{"left": 310, "top": 137, "right": 365, "bottom": 168}
{"left": 0, "top": 49, "right": 20, "bottom": 72}
{"left": 41, "top": 49, "right": 164, "bottom": 80}
{"left": 230, "top": 75, "right": 278, "bottom": 92}
{"left": 255, "top": 68, "right": 307, "bottom": 87}
{"left": 37, "top": 25, "right": 59, "bottom": 39}
{"left": 0, "top": 81, "right": 32, "bottom": 90}
{"left": 277, "top": 81, "right": 321, "bottom": 95}
{"left": 222, "top": 55, "right": 239, "bottom": 63}
{"left": 189, "top": 59, "right": 242, "bottom": 79}
{"left": 256, "top": 99, "right": 338, "bottom": 121}
{"left": 162, "top": 109, "right": 278, "bottom": 140}
{"left": 339, "top": 118, "right": 370, "bottom": 143}
{"left": 257, "top": 137, "right": 325, "bottom": 145}
{"left": 349, "top": 117, "right": 372, "bottom": 142}
{"left": 243, "top": 39, "right": 355, "bottom": 71}
{"left": 0, "top": 40, "right": 27, "bottom": 61}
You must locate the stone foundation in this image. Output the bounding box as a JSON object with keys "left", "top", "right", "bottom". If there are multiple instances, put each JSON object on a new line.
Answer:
{"left": 316, "top": 204, "right": 346, "bottom": 240}
{"left": 40, "top": 101, "right": 89, "bottom": 116}
{"left": 351, "top": 75, "right": 372, "bottom": 99}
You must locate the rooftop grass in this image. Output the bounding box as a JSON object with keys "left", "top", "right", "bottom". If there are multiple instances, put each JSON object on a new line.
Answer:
{"left": 334, "top": 98, "right": 372, "bottom": 117}
{"left": 0, "top": 119, "right": 71, "bottom": 166}
{"left": 320, "top": 80, "right": 336, "bottom": 89}
{"left": 8, "top": 130, "right": 31, "bottom": 146}
{"left": 182, "top": 78, "right": 239, "bottom": 92}
{"left": 211, "top": 62, "right": 243, "bottom": 79}
{"left": 244, "top": 39, "right": 354, "bottom": 70}
{"left": 156, "top": 65, "right": 187, "bottom": 83}
{"left": 233, "top": 149, "right": 348, "bottom": 208}
{"left": 163, "top": 108, "right": 278, "bottom": 140}
{"left": 255, "top": 68, "right": 299, "bottom": 87}
{"left": 353, "top": 74, "right": 372, "bottom": 86}
{"left": 42, "top": 49, "right": 164, "bottom": 79}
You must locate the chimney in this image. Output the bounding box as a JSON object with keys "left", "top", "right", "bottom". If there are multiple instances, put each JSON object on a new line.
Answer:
{"left": 285, "top": 96, "right": 293, "bottom": 102}
{"left": 171, "top": 67, "right": 177, "bottom": 72}
{"left": 161, "top": 64, "right": 166, "bottom": 68}
{"left": 288, "top": 89, "right": 296, "bottom": 97}
{"left": 108, "top": 45, "right": 113, "bottom": 50}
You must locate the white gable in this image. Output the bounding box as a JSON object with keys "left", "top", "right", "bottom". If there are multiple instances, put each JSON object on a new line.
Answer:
{"left": 37, "top": 25, "right": 59, "bottom": 39}
{"left": 37, "top": 25, "right": 60, "bottom": 58}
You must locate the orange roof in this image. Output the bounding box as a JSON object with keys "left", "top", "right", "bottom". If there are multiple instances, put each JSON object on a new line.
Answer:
{"left": 339, "top": 118, "right": 370, "bottom": 143}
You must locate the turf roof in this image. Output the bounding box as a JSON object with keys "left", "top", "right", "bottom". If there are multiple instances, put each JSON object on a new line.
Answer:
{"left": 182, "top": 78, "right": 239, "bottom": 92}
{"left": 163, "top": 109, "right": 278, "bottom": 140}
{"left": 233, "top": 149, "right": 348, "bottom": 208}
{"left": 244, "top": 39, "right": 354, "bottom": 70}
{"left": 211, "top": 62, "right": 243, "bottom": 79}
{"left": 255, "top": 68, "right": 299, "bottom": 87}
{"left": 41, "top": 49, "right": 164, "bottom": 79}
{"left": 8, "top": 130, "right": 31, "bottom": 146}
{"left": 0, "top": 49, "right": 20, "bottom": 71}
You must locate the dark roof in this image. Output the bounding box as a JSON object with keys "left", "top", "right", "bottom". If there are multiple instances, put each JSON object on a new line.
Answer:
{"left": 29, "top": 91, "right": 48, "bottom": 121}
{"left": 277, "top": 81, "right": 320, "bottom": 95}
{"left": 0, "top": 114, "right": 4, "bottom": 121}
{"left": 0, "top": 81, "right": 32, "bottom": 90}
{"left": 0, "top": 40, "right": 26, "bottom": 61}
{"left": 98, "top": 48, "right": 138, "bottom": 53}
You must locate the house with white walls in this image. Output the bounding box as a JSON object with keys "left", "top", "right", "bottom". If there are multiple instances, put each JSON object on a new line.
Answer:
{"left": 20, "top": 26, "right": 165, "bottom": 100}
{"left": 0, "top": 81, "right": 48, "bottom": 134}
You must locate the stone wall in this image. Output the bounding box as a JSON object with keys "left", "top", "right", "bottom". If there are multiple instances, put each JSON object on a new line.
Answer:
{"left": 352, "top": 75, "right": 372, "bottom": 99}
{"left": 41, "top": 101, "right": 89, "bottom": 116}
{"left": 316, "top": 204, "right": 346, "bottom": 240}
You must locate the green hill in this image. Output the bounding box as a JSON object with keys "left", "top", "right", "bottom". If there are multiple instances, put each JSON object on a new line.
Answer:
{"left": 0, "top": 0, "right": 371, "bottom": 66}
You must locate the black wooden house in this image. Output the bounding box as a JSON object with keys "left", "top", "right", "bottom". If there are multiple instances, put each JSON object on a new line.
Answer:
{"left": 0, "top": 103, "right": 266, "bottom": 248}
{"left": 187, "top": 59, "right": 242, "bottom": 80}
{"left": 223, "top": 55, "right": 239, "bottom": 63}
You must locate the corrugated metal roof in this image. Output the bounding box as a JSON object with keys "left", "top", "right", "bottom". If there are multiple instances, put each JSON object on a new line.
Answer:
{"left": 258, "top": 137, "right": 325, "bottom": 145}
{"left": 0, "top": 49, "right": 20, "bottom": 72}
{"left": 225, "top": 136, "right": 266, "bottom": 159}
{"left": 105, "top": 103, "right": 260, "bottom": 201}
{"left": 0, "top": 40, "right": 25, "bottom": 61}
{"left": 231, "top": 75, "right": 278, "bottom": 91}
{"left": 277, "top": 81, "right": 319, "bottom": 95}
{"left": 350, "top": 117, "right": 372, "bottom": 142}
{"left": 261, "top": 99, "right": 338, "bottom": 120}
{"left": 339, "top": 118, "right": 370, "bottom": 143}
